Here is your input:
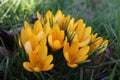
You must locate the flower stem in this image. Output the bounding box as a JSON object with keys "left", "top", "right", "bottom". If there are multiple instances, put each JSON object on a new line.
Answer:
{"left": 40, "top": 72, "right": 45, "bottom": 80}
{"left": 34, "top": 72, "right": 41, "bottom": 80}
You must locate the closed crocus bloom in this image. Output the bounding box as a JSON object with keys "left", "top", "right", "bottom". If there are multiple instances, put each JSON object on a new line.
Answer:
{"left": 67, "top": 18, "right": 75, "bottom": 36}
{"left": 63, "top": 42, "right": 89, "bottom": 68}
{"left": 48, "top": 24, "right": 65, "bottom": 51}
{"left": 90, "top": 33, "right": 108, "bottom": 54}
{"left": 23, "top": 38, "right": 54, "bottom": 72}
{"left": 45, "top": 10, "right": 55, "bottom": 24}
{"left": 55, "top": 10, "right": 64, "bottom": 27}
{"left": 37, "top": 12, "right": 44, "bottom": 25}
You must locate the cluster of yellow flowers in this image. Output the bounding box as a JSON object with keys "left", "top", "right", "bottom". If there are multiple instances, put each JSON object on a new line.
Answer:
{"left": 19, "top": 10, "right": 108, "bottom": 72}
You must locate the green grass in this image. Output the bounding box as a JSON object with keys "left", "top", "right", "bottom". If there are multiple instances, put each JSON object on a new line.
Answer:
{"left": 0, "top": 0, "right": 120, "bottom": 80}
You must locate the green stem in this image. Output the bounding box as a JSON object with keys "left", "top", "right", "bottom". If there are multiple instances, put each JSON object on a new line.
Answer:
{"left": 80, "top": 67, "right": 83, "bottom": 80}
{"left": 34, "top": 72, "right": 41, "bottom": 80}
{"left": 40, "top": 72, "right": 45, "bottom": 80}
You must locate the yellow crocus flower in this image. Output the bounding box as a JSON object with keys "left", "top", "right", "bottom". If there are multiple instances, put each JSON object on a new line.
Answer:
{"left": 63, "top": 42, "right": 89, "bottom": 68}
{"left": 23, "top": 38, "right": 54, "bottom": 72}
{"left": 20, "top": 25, "right": 39, "bottom": 53}
{"left": 48, "top": 24, "right": 66, "bottom": 51}
{"left": 20, "top": 20, "right": 51, "bottom": 54}
{"left": 72, "top": 19, "right": 92, "bottom": 47}
{"left": 90, "top": 33, "right": 108, "bottom": 54}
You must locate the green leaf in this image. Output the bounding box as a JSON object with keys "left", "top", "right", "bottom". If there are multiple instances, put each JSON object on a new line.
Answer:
{"left": 109, "top": 64, "right": 117, "bottom": 80}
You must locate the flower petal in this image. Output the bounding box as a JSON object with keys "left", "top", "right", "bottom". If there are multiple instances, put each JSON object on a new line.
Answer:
{"left": 37, "top": 12, "right": 41, "bottom": 21}
{"left": 37, "top": 31, "right": 45, "bottom": 41}
{"left": 76, "top": 19, "right": 85, "bottom": 41}
{"left": 53, "top": 40, "right": 61, "bottom": 50}
{"left": 24, "top": 41, "right": 32, "bottom": 54}
{"left": 23, "top": 62, "right": 33, "bottom": 72}
{"left": 63, "top": 43, "right": 69, "bottom": 53}
{"left": 64, "top": 52, "right": 70, "bottom": 63}
{"left": 43, "top": 22, "right": 51, "bottom": 35}
{"left": 67, "top": 63, "right": 78, "bottom": 68}
{"left": 33, "top": 20, "right": 43, "bottom": 35}
{"left": 77, "top": 46, "right": 90, "bottom": 56}
{"left": 74, "top": 55, "right": 88, "bottom": 63}
{"left": 33, "top": 67, "right": 41, "bottom": 72}
{"left": 97, "top": 40, "right": 108, "bottom": 54}
{"left": 48, "top": 35, "right": 53, "bottom": 48}
{"left": 24, "top": 21, "right": 32, "bottom": 29}
{"left": 42, "top": 64, "right": 54, "bottom": 71}
{"left": 79, "top": 35, "right": 91, "bottom": 47}
{"left": 42, "top": 55, "right": 53, "bottom": 67}
{"left": 81, "top": 27, "right": 91, "bottom": 41}
{"left": 29, "top": 51, "right": 38, "bottom": 66}
{"left": 20, "top": 28, "right": 28, "bottom": 44}
{"left": 69, "top": 43, "right": 79, "bottom": 56}
{"left": 38, "top": 44, "right": 48, "bottom": 61}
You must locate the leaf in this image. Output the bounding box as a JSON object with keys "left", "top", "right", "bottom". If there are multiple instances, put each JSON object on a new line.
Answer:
{"left": 109, "top": 64, "right": 117, "bottom": 80}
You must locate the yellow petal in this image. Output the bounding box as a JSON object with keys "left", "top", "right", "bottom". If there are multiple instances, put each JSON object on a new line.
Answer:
{"left": 91, "top": 33, "right": 98, "bottom": 42}
{"left": 38, "top": 44, "right": 48, "bottom": 61}
{"left": 64, "top": 52, "right": 70, "bottom": 63}
{"left": 81, "top": 27, "right": 91, "bottom": 41}
{"left": 33, "top": 67, "right": 41, "bottom": 72}
{"left": 42, "top": 55, "right": 53, "bottom": 66}
{"left": 43, "top": 22, "right": 51, "bottom": 35}
{"left": 94, "top": 37, "right": 103, "bottom": 48}
{"left": 74, "top": 55, "right": 88, "bottom": 63}
{"left": 77, "top": 46, "right": 90, "bottom": 56}
{"left": 18, "top": 39, "right": 22, "bottom": 47}
{"left": 37, "top": 31, "right": 45, "bottom": 41}
{"left": 79, "top": 36, "right": 91, "bottom": 47}
{"left": 37, "top": 11, "right": 41, "bottom": 20}
{"left": 52, "top": 24, "right": 60, "bottom": 31}
{"left": 24, "top": 21, "right": 32, "bottom": 29}
{"left": 97, "top": 40, "right": 108, "bottom": 54}
{"left": 69, "top": 43, "right": 79, "bottom": 56}
{"left": 29, "top": 34, "right": 39, "bottom": 50}
{"left": 63, "top": 43, "right": 69, "bottom": 53}
{"left": 48, "top": 35, "right": 53, "bottom": 48}
{"left": 62, "top": 15, "right": 71, "bottom": 30}
{"left": 76, "top": 21, "right": 85, "bottom": 41}
{"left": 24, "top": 41, "right": 32, "bottom": 54}
{"left": 20, "top": 28, "right": 28, "bottom": 44}
{"left": 23, "top": 62, "right": 33, "bottom": 72}
{"left": 67, "top": 18, "right": 75, "bottom": 32}
{"left": 53, "top": 40, "right": 61, "bottom": 50}
{"left": 42, "top": 64, "right": 54, "bottom": 71}
{"left": 55, "top": 10, "right": 63, "bottom": 22}
{"left": 67, "top": 63, "right": 78, "bottom": 68}
{"left": 58, "top": 30, "right": 64, "bottom": 42}
{"left": 29, "top": 51, "right": 38, "bottom": 66}
{"left": 39, "top": 35, "right": 47, "bottom": 45}
{"left": 33, "top": 20, "right": 43, "bottom": 35}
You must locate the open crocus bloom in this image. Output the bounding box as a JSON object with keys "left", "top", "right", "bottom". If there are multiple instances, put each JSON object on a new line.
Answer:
{"left": 48, "top": 24, "right": 66, "bottom": 51}
{"left": 63, "top": 42, "right": 90, "bottom": 68}
{"left": 23, "top": 38, "right": 54, "bottom": 72}
{"left": 20, "top": 23, "right": 39, "bottom": 53}
{"left": 67, "top": 19, "right": 92, "bottom": 48}
{"left": 90, "top": 33, "right": 108, "bottom": 54}
{"left": 75, "top": 19, "right": 92, "bottom": 47}
{"left": 20, "top": 19, "right": 51, "bottom": 54}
